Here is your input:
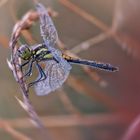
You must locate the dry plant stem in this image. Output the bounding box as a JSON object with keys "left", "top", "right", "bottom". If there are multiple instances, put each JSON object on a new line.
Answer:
{"left": 122, "top": 115, "right": 140, "bottom": 140}
{"left": 9, "top": 10, "right": 39, "bottom": 49}
{"left": 59, "top": 0, "right": 127, "bottom": 53}
{"left": 2, "top": 113, "right": 126, "bottom": 129}
{"left": 0, "top": 120, "right": 32, "bottom": 140}
{"left": 10, "top": 44, "right": 43, "bottom": 128}
{"left": 9, "top": 8, "right": 44, "bottom": 128}
{"left": 67, "top": 75, "right": 121, "bottom": 111}
{"left": 0, "top": 0, "right": 8, "bottom": 7}
{"left": 71, "top": 32, "right": 110, "bottom": 54}
{"left": 59, "top": 0, "right": 109, "bottom": 31}
{"left": 58, "top": 88, "right": 81, "bottom": 114}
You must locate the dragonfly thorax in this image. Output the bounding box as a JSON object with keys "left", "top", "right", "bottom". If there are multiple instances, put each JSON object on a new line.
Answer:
{"left": 17, "top": 44, "right": 32, "bottom": 60}
{"left": 31, "top": 44, "right": 54, "bottom": 61}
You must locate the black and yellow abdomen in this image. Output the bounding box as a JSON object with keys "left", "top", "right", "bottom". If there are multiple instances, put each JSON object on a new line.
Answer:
{"left": 62, "top": 54, "right": 74, "bottom": 61}
{"left": 62, "top": 54, "right": 118, "bottom": 72}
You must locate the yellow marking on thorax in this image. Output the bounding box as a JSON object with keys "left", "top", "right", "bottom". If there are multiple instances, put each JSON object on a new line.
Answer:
{"left": 44, "top": 53, "right": 53, "bottom": 59}
{"left": 32, "top": 50, "right": 36, "bottom": 54}
{"left": 36, "top": 48, "right": 48, "bottom": 55}
{"left": 62, "top": 54, "right": 73, "bottom": 60}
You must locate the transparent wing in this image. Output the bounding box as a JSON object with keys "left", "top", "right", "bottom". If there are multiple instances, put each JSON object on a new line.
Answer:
{"left": 34, "top": 59, "right": 71, "bottom": 96}
{"left": 36, "top": 3, "right": 58, "bottom": 47}
{"left": 36, "top": 3, "right": 67, "bottom": 64}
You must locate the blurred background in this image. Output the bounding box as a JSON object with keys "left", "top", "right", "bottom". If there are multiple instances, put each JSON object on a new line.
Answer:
{"left": 0, "top": 0, "right": 140, "bottom": 140}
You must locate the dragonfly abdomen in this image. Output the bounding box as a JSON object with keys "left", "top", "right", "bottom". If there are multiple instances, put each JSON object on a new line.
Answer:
{"left": 66, "top": 57, "right": 118, "bottom": 72}
{"left": 62, "top": 54, "right": 73, "bottom": 60}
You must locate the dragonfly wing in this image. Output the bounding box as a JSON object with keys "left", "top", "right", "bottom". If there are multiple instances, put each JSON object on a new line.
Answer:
{"left": 36, "top": 3, "right": 58, "bottom": 47}
{"left": 36, "top": 3, "right": 71, "bottom": 65}
{"left": 34, "top": 60, "right": 71, "bottom": 96}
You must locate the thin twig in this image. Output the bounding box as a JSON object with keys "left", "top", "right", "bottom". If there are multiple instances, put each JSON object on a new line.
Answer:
{"left": 8, "top": 4, "right": 44, "bottom": 128}
{"left": 67, "top": 75, "right": 122, "bottom": 112}
{"left": 58, "top": 88, "right": 81, "bottom": 114}
{"left": 59, "top": 0, "right": 109, "bottom": 31}
{"left": 3, "top": 113, "right": 125, "bottom": 128}
{"left": 122, "top": 115, "right": 140, "bottom": 140}
{"left": 59, "top": 0, "right": 128, "bottom": 54}
{"left": 0, "top": 0, "right": 8, "bottom": 7}
{"left": 0, "top": 119, "right": 32, "bottom": 140}
{"left": 70, "top": 32, "right": 110, "bottom": 54}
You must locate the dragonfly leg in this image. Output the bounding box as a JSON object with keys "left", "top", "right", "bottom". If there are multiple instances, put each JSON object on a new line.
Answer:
{"left": 28, "top": 62, "right": 47, "bottom": 87}
{"left": 19, "top": 60, "right": 30, "bottom": 72}
{"left": 23, "top": 59, "right": 34, "bottom": 77}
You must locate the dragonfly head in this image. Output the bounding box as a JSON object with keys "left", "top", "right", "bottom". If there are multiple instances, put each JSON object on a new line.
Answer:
{"left": 17, "top": 44, "right": 32, "bottom": 60}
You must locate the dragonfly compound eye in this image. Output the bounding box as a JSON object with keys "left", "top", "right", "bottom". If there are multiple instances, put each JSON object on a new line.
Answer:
{"left": 18, "top": 44, "right": 32, "bottom": 60}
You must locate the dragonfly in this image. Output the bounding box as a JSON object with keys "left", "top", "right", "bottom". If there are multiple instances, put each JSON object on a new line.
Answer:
{"left": 17, "top": 3, "right": 118, "bottom": 96}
